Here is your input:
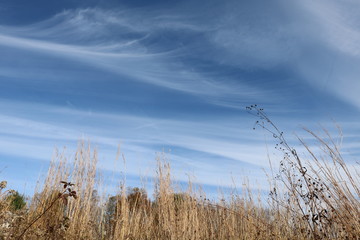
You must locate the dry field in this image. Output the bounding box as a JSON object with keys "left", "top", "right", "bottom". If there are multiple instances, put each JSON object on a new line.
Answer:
{"left": 1, "top": 108, "right": 359, "bottom": 239}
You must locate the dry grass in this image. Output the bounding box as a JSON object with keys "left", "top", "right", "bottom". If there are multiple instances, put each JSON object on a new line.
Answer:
{"left": 0, "top": 110, "right": 359, "bottom": 239}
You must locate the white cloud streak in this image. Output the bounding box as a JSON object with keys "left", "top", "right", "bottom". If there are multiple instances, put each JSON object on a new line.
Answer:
{"left": 0, "top": 8, "right": 272, "bottom": 106}
{"left": 0, "top": 100, "right": 272, "bottom": 186}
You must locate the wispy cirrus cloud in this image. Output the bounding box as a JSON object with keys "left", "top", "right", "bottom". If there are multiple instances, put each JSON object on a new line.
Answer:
{"left": 0, "top": 99, "right": 274, "bottom": 189}
{"left": 291, "top": 0, "right": 360, "bottom": 110}
{"left": 0, "top": 7, "right": 281, "bottom": 108}
{"left": 209, "top": 0, "right": 360, "bottom": 110}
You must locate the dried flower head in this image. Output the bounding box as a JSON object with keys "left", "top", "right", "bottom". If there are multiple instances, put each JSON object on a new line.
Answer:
{"left": 59, "top": 181, "right": 78, "bottom": 205}
{"left": 0, "top": 180, "right": 7, "bottom": 190}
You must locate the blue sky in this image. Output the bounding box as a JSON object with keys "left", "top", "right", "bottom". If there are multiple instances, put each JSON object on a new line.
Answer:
{"left": 1, "top": 0, "right": 360, "bottom": 196}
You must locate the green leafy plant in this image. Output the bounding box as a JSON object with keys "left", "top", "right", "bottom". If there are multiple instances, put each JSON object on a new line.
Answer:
{"left": 8, "top": 191, "right": 26, "bottom": 211}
